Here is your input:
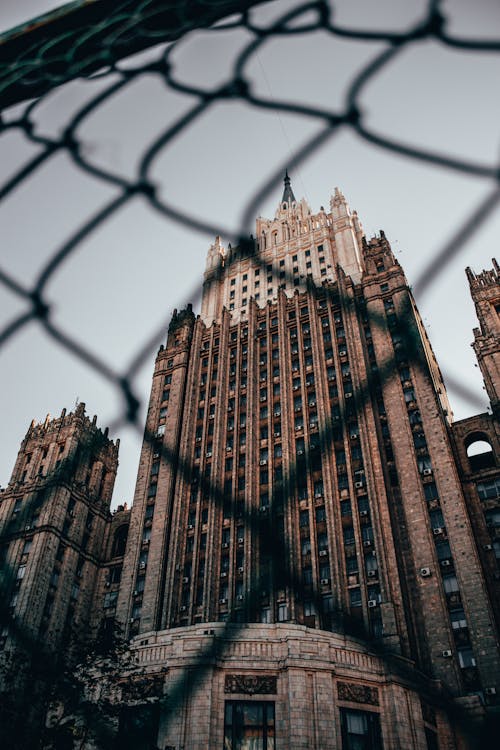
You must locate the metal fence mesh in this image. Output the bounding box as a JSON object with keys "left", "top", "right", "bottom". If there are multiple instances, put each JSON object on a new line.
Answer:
{"left": 1, "top": 0, "right": 500, "bottom": 746}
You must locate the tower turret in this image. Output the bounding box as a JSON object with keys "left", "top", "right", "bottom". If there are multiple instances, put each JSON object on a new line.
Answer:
{"left": 330, "top": 187, "right": 363, "bottom": 282}
{"left": 467, "top": 259, "right": 500, "bottom": 414}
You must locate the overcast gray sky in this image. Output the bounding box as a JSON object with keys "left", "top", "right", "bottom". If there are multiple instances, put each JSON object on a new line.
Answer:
{"left": 1, "top": 0, "right": 500, "bottom": 506}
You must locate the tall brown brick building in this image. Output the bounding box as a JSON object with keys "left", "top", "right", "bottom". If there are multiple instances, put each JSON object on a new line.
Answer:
{"left": 1, "top": 178, "right": 499, "bottom": 749}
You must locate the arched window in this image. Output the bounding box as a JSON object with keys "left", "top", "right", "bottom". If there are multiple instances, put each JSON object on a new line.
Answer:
{"left": 112, "top": 525, "right": 129, "bottom": 557}
{"left": 465, "top": 433, "right": 496, "bottom": 471}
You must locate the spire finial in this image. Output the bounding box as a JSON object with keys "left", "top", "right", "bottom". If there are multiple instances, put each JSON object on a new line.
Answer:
{"left": 281, "top": 169, "right": 296, "bottom": 204}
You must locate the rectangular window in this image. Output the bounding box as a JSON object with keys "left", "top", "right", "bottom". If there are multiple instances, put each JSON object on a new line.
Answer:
{"left": 340, "top": 708, "right": 383, "bottom": 750}
{"left": 477, "top": 478, "right": 500, "bottom": 500}
{"left": 224, "top": 701, "right": 275, "bottom": 750}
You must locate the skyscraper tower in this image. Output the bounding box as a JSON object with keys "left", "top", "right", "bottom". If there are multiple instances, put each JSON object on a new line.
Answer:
{"left": 0, "top": 403, "right": 119, "bottom": 651}
{"left": 111, "top": 176, "right": 499, "bottom": 749}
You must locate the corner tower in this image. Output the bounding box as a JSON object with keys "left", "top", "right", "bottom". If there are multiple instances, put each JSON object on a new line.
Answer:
{"left": 467, "top": 259, "right": 500, "bottom": 414}
{"left": 0, "top": 404, "right": 119, "bottom": 651}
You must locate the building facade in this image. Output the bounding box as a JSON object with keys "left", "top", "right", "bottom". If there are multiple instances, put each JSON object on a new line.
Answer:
{"left": 1, "top": 178, "right": 499, "bottom": 749}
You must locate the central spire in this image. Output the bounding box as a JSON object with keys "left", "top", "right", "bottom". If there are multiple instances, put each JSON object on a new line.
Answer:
{"left": 281, "top": 169, "right": 296, "bottom": 204}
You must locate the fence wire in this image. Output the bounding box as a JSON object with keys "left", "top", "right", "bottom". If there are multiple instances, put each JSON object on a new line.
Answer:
{"left": 1, "top": 0, "right": 500, "bottom": 747}
{"left": 0, "top": 0, "right": 499, "bottom": 428}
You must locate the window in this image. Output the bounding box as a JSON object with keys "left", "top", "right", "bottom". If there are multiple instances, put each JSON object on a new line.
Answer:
{"left": 224, "top": 701, "right": 275, "bottom": 750}
{"left": 301, "top": 538, "right": 311, "bottom": 555}
{"left": 340, "top": 708, "right": 383, "bottom": 750}
{"left": 340, "top": 500, "right": 352, "bottom": 517}
{"left": 476, "top": 477, "right": 500, "bottom": 500}
{"left": 303, "top": 569, "right": 313, "bottom": 585}
{"left": 343, "top": 527, "right": 355, "bottom": 546}
{"left": 466, "top": 437, "right": 495, "bottom": 471}
{"left": 316, "top": 506, "right": 326, "bottom": 522}
{"left": 458, "top": 648, "right": 476, "bottom": 669}
{"left": 442, "top": 573, "right": 459, "bottom": 594}
{"left": 278, "top": 603, "right": 288, "bottom": 621}
{"left": 349, "top": 588, "right": 362, "bottom": 607}
{"left": 450, "top": 607, "right": 467, "bottom": 630}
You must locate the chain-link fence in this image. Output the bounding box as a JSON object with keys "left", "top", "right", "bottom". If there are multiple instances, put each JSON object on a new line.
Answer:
{"left": 1, "top": 0, "right": 500, "bottom": 747}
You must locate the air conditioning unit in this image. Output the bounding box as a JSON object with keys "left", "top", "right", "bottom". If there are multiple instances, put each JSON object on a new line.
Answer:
{"left": 355, "top": 481, "right": 364, "bottom": 489}
{"left": 420, "top": 567, "right": 431, "bottom": 577}
{"left": 433, "top": 527, "right": 444, "bottom": 535}
{"left": 423, "top": 468, "right": 433, "bottom": 476}
{"left": 309, "top": 401, "right": 316, "bottom": 407}
{"left": 319, "top": 549, "right": 328, "bottom": 557}
{"left": 182, "top": 576, "right": 189, "bottom": 583}
{"left": 238, "top": 537, "right": 244, "bottom": 544}
{"left": 180, "top": 606, "right": 187, "bottom": 612}
{"left": 105, "top": 581, "right": 111, "bottom": 588}
{"left": 221, "top": 572, "right": 228, "bottom": 578}
{"left": 259, "top": 507, "right": 268, "bottom": 513}
{"left": 24, "top": 525, "right": 32, "bottom": 531}
{"left": 485, "top": 687, "right": 497, "bottom": 696}
{"left": 259, "top": 459, "right": 267, "bottom": 465}
{"left": 219, "top": 598, "right": 227, "bottom": 604}
{"left": 483, "top": 544, "right": 493, "bottom": 551}
{"left": 237, "top": 594, "right": 244, "bottom": 601}
{"left": 209, "top": 414, "right": 215, "bottom": 420}
{"left": 222, "top": 542, "right": 229, "bottom": 549}
{"left": 130, "top": 618, "right": 136, "bottom": 624}
{"left": 195, "top": 437, "right": 201, "bottom": 442}
{"left": 442, "top": 650, "right": 452, "bottom": 658}
{"left": 363, "top": 540, "right": 372, "bottom": 548}
{"left": 297, "top": 449, "right": 304, "bottom": 456}
{"left": 206, "top": 451, "right": 212, "bottom": 458}
{"left": 440, "top": 559, "right": 451, "bottom": 567}
{"left": 188, "top": 524, "right": 194, "bottom": 530}
{"left": 293, "top": 385, "right": 299, "bottom": 391}
{"left": 368, "top": 599, "right": 377, "bottom": 608}
{"left": 238, "top": 566, "right": 244, "bottom": 574}
{"left": 359, "top": 510, "right": 368, "bottom": 517}
{"left": 226, "top": 446, "right": 232, "bottom": 452}
{"left": 367, "top": 570, "right": 377, "bottom": 578}
{"left": 345, "top": 393, "right": 352, "bottom": 399}
{"left": 274, "top": 432, "right": 281, "bottom": 438}
{"left": 133, "top": 589, "right": 139, "bottom": 596}
{"left": 320, "top": 578, "right": 329, "bottom": 585}
{"left": 274, "top": 411, "right": 281, "bottom": 417}
{"left": 139, "top": 562, "right": 146, "bottom": 569}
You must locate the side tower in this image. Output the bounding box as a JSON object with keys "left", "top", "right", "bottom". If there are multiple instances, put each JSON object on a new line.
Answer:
{"left": 450, "top": 261, "right": 500, "bottom": 699}
{"left": 360, "top": 240, "right": 500, "bottom": 701}
{"left": 468, "top": 260, "right": 500, "bottom": 415}
{"left": 0, "top": 403, "right": 119, "bottom": 652}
